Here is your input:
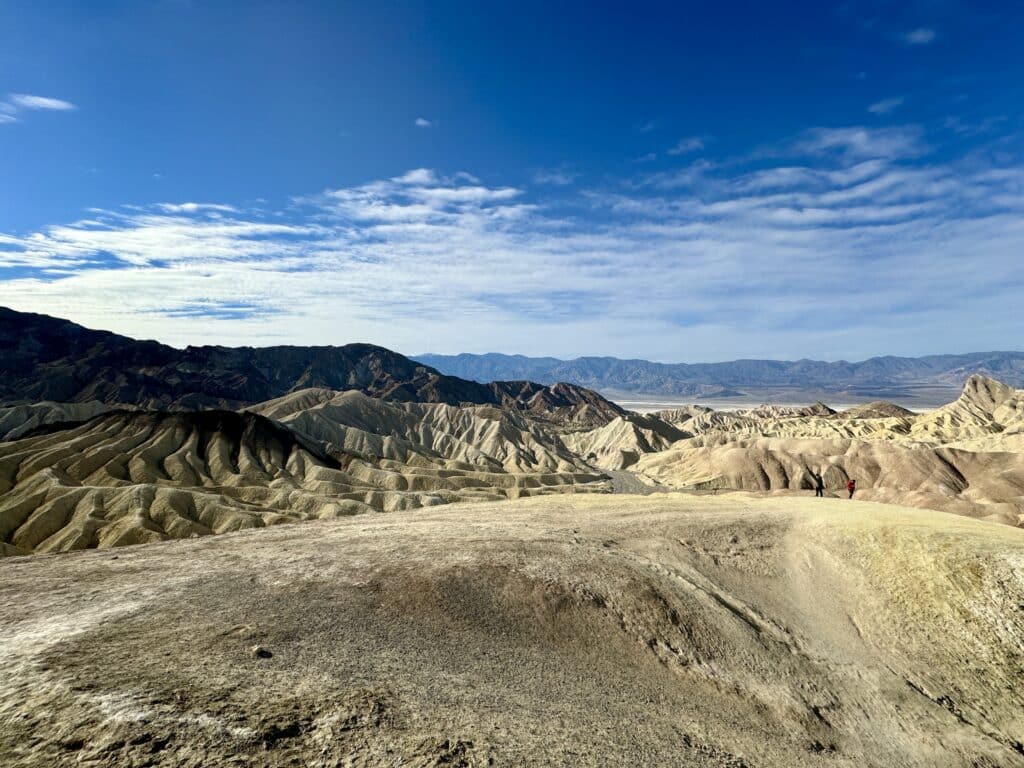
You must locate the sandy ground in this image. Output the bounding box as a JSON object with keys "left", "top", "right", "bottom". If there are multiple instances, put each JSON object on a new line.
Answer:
{"left": 2, "top": 493, "right": 1023, "bottom": 767}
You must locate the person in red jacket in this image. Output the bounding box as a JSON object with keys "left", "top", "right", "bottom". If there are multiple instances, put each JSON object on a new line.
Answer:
{"left": 846, "top": 478, "right": 856, "bottom": 499}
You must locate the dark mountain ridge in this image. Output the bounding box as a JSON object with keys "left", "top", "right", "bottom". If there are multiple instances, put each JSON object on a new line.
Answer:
{"left": 0, "top": 308, "right": 623, "bottom": 422}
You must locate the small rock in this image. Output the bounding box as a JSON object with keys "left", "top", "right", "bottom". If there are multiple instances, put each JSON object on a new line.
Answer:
{"left": 250, "top": 645, "right": 273, "bottom": 659}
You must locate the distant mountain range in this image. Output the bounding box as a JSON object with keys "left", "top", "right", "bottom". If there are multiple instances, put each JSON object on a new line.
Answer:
{"left": 0, "top": 308, "right": 623, "bottom": 423}
{"left": 415, "top": 351, "right": 1024, "bottom": 399}
{"left": 7, "top": 306, "right": 1020, "bottom": 415}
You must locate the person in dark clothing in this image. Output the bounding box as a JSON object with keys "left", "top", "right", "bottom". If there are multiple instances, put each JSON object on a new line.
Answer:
{"left": 846, "top": 478, "right": 856, "bottom": 499}
{"left": 813, "top": 472, "right": 824, "bottom": 497}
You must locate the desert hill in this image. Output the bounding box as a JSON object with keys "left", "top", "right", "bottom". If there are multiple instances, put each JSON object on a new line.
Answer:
{"left": 633, "top": 435, "right": 1024, "bottom": 525}
{"left": 250, "top": 388, "right": 591, "bottom": 474}
{"left": 0, "top": 406, "right": 607, "bottom": 555}
{"left": 909, "top": 373, "right": 1024, "bottom": 449}
{"left": 563, "top": 412, "right": 691, "bottom": 470}
{"left": 837, "top": 401, "right": 916, "bottom": 419}
{"left": 2, "top": 494, "right": 1022, "bottom": 766}
{"left": 560, "top": 374, "right": 1024, "bottom": 526}
{"left": 4, "top": 373, "right": 1024, "bottom": 556}
{"left": 0, "top": 308, "right": 624, "bottom": 421}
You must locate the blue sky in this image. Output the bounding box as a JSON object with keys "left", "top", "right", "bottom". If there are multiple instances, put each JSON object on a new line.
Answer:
{"left": 1, "top": 0, "right": 1022, "bottom": 361}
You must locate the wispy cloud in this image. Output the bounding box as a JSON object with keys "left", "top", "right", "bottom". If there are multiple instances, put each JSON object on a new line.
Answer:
{"left": 414, "top": 117, "right": 433, "bottom": 128}
{"left": 666, "top": 136, "right": 705, "bottom": 156}
{"left": 943, "top": 115, "right": 1007, "bottom": 136}
{"left": 0, "top": 93, "right": 76, "bottom": 124}
{"left": 532, "top": 168, "right": 579, "bottom": 186}
{"left": 9, "top": 94, "right": 76, "bottom": 110}
{"left": 0, "top": 124, "right": 1021, "bottom": 360}
{"left": 867, "top": 96, "right": 904, "bottom": 115}
{"left": 793, "top": 126, "right": 924, "bottom": 159}
{"left": 903, "top": 27, "right": 936, "bottom": 45}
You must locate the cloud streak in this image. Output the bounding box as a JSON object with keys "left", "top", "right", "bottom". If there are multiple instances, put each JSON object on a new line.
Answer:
{"left": 1, "top": 93, "right": 76, "bottom": 124}
{"left": 903, "top": 28, "right": 936, "bottom": 45}
{"left": 532, "top": 168, "right": 579, "bottom": 186}
{"left": 793, "top": 126, "right": 924, "bottom": 159}
{"left": 667, "top": 136, "right": 705, "bottom": 155}
{"left": 867, "top": 97, "right": 904, "bottom": 115}
{"left": 9, "top": 94, "right": 76, "bottom": 110}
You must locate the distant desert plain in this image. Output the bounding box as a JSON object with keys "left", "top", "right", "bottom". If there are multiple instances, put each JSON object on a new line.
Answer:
{"left": 2, "top": 308, "right": 1023, "bottom": 767}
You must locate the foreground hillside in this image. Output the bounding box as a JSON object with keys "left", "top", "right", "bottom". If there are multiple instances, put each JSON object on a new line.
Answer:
{"left": 2, "top": 494, "right": 1022, "bottom": 767}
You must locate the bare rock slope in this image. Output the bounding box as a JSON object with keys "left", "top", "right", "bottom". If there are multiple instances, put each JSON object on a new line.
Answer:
{"left": 2, "top": 494, "right": 1022, "bottom": 767}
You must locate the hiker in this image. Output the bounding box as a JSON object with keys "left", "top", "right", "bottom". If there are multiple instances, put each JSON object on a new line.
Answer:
{"left": 846, "top": 478, "right": 856, "bottom": 499}
{"left": 813, "top": 472, "right": 824, "bottom": 497}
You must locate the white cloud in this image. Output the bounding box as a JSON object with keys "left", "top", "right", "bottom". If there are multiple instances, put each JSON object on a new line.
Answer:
{"left": 414, "top": 117, "right": 433, "bottom": 128}
{"left": 904, "top": 28, "right": 936, "bottom": 44}
{"left": 393, "top": 168, "right": 437, "bottom": 185}
{"left": 1, "top": 125, "right": 1022, "bottom": 360}
{"left": 667, "top": 136, "right": 705, "bottom": 155}
{"left": 157, "top": 203, "right": 239, "bottom": 214}
{"left": 867, "top": 97, "right": 904, "bottom": 115}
